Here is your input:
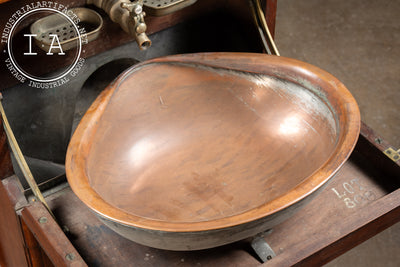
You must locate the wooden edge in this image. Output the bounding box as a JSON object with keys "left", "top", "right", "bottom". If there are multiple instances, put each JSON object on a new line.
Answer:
{"left": 358, "top": 122, "right": 400, "bottom": 179}
{"left": 20, "top": 202, "right": 87, "bottom": 267}
{"left": 0, "top": 118, "right": 14, "bottom": 180}
{"left": 1, "top": 175, "right": 28, "bottom": 209}
{"left": 0, "top": 175, "right": 28, "bottom": 267}
{"left": 265, "top": 189, "right": 400, "bottom": 266}
{"left": 20, "top": 218, "right": 54, "bottom": 267}
{"left": 264, "top": 123, "right": 400, "bottom": 266}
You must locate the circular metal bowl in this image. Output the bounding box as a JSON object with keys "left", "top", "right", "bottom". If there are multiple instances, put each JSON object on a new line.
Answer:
{"left": 66, "top": 53, "right": 360, "bottom": 250}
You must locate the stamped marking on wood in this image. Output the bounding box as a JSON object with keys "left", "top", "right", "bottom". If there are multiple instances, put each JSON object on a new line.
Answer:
{"left": 331, "top": 178, "right": 376, "bottom": 209}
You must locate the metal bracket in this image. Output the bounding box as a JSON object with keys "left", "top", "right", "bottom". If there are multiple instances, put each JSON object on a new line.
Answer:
{"left": 384, "top": 147, "right": 400, "bottom": 162}
{"left": 251, "top": 230, "right": 276, "bottom": 263}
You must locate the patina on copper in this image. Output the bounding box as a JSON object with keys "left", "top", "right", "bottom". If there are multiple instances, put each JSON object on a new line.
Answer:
{"left": 66, "top": 53, "right": 360, "bottom": 250}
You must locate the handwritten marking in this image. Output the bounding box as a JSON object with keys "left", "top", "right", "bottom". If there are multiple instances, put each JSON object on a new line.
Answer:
{"left": 331, "top": 178, "right": 376, "bottom": 209}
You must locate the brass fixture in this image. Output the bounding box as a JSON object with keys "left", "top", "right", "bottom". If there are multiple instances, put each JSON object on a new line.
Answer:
{"left": 30, "top": 7, "right": 103, "bottom": 52}
{"left": 384, "top": 147, "right": 400, "bottom": 162}
{"left": 249, "top": 0, "right": 280, "bottom": 56}
{"left": 121, "top": 1, "right": 151, "bottom": 50}
{"left": 143, "top": 0, "right": 197, "bottom": 16}
{"left": 87, "top": 0, "right": 151, "bottom": 50}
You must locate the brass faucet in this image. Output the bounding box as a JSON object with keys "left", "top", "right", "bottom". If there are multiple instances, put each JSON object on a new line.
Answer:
{"left": 87, "top": 0, "right": 151, "bottom": 50}
{"left": 121, "top": 0, "right": 151, "bottom": 50}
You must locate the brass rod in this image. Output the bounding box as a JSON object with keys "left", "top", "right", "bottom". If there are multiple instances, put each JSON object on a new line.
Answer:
{"left": 0, "top": 94, "right": 56, "bottom": 220}
{"left": 249, "top": 0, "right": 280, "bottom": 56}
{"left": 249, "top": 0, "right": 271, "bottom": 54}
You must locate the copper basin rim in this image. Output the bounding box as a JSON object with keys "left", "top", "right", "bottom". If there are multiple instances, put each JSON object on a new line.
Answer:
{"left": 65, "top": 53, "right": 360, "bottom": 250}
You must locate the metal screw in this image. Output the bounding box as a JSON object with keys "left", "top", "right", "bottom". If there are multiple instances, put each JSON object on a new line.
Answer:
{"left": 38, "top": 217, "right": 47, "bottom": 224}
{"left": 62, "top": 225, "right": 70, "bottom": 233}
{"left": 65, "top": 253, "right": 75, "bottom": 261}
{"left": 267, "top": 255, "right": 272, "bottom": 260}
{"left": 375, "top": 138, "right": 382, "bottom": 144}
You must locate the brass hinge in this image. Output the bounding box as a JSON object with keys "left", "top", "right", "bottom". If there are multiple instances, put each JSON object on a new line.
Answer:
{"left": 384, "top": 147, "right": 400, "bottom": 162}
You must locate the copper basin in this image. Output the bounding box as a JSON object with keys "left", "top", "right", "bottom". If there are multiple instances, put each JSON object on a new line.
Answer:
{"left": 66, "top": 53, "right": 360, "bottom": 250}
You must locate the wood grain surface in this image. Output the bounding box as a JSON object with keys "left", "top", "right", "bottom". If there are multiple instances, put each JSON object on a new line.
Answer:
{"left": 21, "top": 202, "right": 87, "bottom": 266}
{"left": 0, "top": 179, "right": 28, "bottom": 267}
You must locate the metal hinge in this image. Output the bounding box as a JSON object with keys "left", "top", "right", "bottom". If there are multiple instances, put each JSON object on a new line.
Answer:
{"left": 251, "top": 230, "right": 276, "bottom": 263}
{"left": 384, "top": 147, "right": 400, "bottom": 162}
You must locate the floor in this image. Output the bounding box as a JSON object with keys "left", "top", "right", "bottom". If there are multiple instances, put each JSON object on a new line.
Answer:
{"left": 275, "top": 0, "right": 399, "bottom": 266}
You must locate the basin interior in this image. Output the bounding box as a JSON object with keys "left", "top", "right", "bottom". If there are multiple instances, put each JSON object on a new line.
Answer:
{"left": 86, "top": 63, "right": 338, "bottom": 224}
